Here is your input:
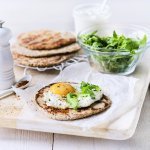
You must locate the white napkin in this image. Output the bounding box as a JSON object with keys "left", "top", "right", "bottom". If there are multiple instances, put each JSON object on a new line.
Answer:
{"left": 13, "top": 62, "right": 138, "bottom": 129}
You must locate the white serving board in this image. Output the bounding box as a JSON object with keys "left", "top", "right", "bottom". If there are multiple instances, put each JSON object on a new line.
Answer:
{"left": 0, "top": 49, "right": 150, "bottom": 140}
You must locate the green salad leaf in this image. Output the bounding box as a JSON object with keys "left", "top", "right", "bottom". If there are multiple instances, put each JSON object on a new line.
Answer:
{"left": 80, "top": 31, "right": 147, "bottom": 73}
{"left": 80, "top": 30, "right": 147, "bottom": 51}
{"left": 140, "top": 35, "right": 147, "bottom": 46}
{"left": 80, "top": 81, "right": 101, "bottom": 99}
{"left": 66, "top": 82, "right": 101, "bottom": 109}
{"left": 66, "top": 93, "right": 78, "bottom": 109}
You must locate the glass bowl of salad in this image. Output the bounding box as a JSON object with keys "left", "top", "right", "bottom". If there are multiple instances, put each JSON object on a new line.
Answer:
{"left": 78, "top": 25, "right": 150, "bottom": 75}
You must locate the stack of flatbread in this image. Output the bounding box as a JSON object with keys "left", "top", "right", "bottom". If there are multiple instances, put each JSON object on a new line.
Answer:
{"left": 11, "top": 30, "right": 81, "bottom": 68}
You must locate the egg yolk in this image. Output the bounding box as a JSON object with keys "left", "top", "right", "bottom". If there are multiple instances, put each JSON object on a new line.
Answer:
{"left": 49, "top": 83, "right": 75, "bottom": 96}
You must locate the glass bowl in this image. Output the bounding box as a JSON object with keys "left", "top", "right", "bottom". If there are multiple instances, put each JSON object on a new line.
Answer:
{"left": 77, "top": 24, "right": 150, "bottom": 75}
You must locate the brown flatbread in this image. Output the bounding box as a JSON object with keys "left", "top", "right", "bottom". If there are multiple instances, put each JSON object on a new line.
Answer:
{"left": 35, "top": 83, "right": 112, "bottom": 120}
{"left": 11, "top": 43, "right": 81, "bottom": 58}
{"left": 12, "top": 52, "right": 76, "bottom": 68}
{"left": 18, "top": 30, "right": 76, "bottom": 50}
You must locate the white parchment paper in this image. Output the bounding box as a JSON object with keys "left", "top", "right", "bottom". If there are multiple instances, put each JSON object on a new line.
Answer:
{"left": 13, "top": 62, "right": 139, "bottom": 129}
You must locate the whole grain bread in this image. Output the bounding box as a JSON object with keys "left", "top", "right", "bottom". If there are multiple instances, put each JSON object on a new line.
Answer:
{"left": 12, "top": 52, "right": 76, "bottom": 67}
{"left": 11, "top": 43, "right": 80, "bottom": 58}
{"left": 18, "top": 30, "right": 76, "bottom": 50}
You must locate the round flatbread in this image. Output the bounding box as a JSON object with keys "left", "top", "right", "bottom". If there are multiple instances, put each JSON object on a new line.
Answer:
{"left": 12, "top": 52, "right": 76, "bottom": 68}
{"left": 11, "top": 43, "right": 81, "bottom": 58}
{"left": 35, "top": 83, "right": 112, "bottom": 120}
{"left": 18, "top": 30, "right": 76, "bottom": 50}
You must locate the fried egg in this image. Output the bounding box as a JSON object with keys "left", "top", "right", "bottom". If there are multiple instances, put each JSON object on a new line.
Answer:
{"left": 49, "top": 82, "right": 75, "bottom": 96}
{"left": 44, "top": 82, "right": 103, "bottom": 109}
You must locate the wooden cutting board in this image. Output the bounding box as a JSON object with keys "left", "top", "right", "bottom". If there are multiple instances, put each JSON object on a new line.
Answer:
{"left": 0, "top": 50, "right": 150, "bottom": 140}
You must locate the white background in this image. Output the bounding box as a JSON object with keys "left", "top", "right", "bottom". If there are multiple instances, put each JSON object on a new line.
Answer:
{"left": 0, "top": 0, "right": 150, "bottom": 150}
{"left": 0, "top": 0, "right": 149, "bottom": 35}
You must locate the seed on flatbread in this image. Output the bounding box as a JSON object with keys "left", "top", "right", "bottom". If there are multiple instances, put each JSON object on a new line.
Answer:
{"left": 34, "top": 83, "right": 112, "bottom": 120}
{"left": 18, "top": 30, "right": 76, "bottom": 50}
{"left": 12, "top": 52, "right": 76, "bottom": 68}
{"left": 11, "top": 43, "right": 81, "bottom": 58}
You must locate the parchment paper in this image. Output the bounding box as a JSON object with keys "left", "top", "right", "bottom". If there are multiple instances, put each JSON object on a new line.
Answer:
{"left": 13, "top": 62, "right": 138, "bottom": 129}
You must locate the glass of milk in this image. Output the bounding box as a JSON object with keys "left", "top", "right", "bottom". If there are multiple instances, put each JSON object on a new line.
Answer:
{"left": 73, "top": 3, "right": 111, "bottom": 34}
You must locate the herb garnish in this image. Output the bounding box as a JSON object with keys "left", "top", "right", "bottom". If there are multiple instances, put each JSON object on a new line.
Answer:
{"left": 66, "top": 82, "right": 101, "bottom": 109}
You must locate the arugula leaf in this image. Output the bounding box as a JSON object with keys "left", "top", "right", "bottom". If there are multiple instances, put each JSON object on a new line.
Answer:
{"left": 140, "top": 35, "right": 147, "bottom": 46}
{"left": 66, "top": 93, "right": 78, "bottom": 109}
{"left": 80, "top": 81, "right": 100, "bottom": 99}
{"left": 113, "top": 31, "right": 118, "bottom": 38}
{"left": 66, "top": 82, "right": 101, "bottom": 109}
{"left": 80, "top": 30, "right": 147, "bottom": 51}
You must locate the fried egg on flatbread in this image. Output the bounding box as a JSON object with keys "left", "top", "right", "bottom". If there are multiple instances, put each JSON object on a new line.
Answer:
{"left": 35, "top": 82, "right": 111, "bottom": 120}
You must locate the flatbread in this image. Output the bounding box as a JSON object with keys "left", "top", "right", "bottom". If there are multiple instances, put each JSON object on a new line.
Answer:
{"left": 18, "top": 30, "right": 76, "bottom": 50}
{"left": 11, "top": 43, "right": 81, "bottom": 58}
{"left": 12, "top": 52, "right": 76, "bottom": 68}
{"left": 35, "top": 83, "right": 112, "bottom": 120}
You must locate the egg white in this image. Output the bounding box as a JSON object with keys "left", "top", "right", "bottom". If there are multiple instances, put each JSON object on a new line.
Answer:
{"left": 43, "top": 83, "right": 103, "bottom": 109}
{"left": 44, "top": 91, "right": 69, "bottom": 109}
